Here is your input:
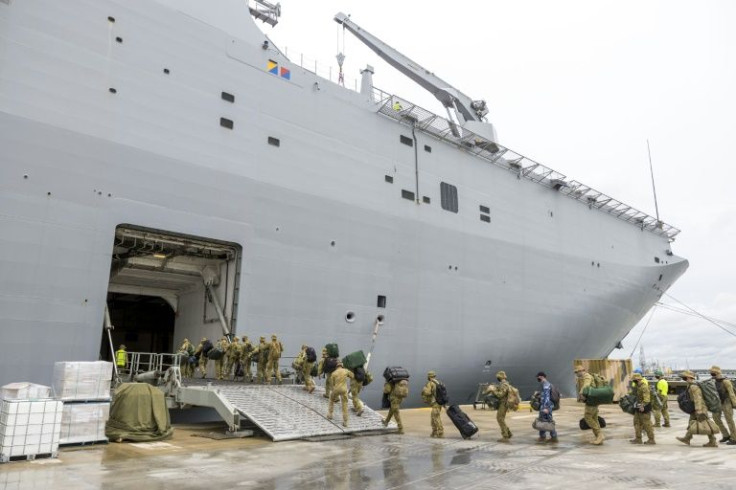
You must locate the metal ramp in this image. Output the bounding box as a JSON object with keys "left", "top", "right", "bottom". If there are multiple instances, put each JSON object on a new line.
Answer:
{"left": 177, "top": 381, "right": 395, "bottom": 441}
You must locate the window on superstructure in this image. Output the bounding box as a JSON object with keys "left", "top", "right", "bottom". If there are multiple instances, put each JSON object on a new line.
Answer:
{"left": 424, "top": 145, "right": 432, "bottom": 153}
{"left": 400, "top": 135, "right": 413, "bottom": 147}
{"left": 221, "top": 92, "right": 235, "bottom": 103}
{"left": 401, "top": 190, "right": 415, "bottom": 201}
{"left": 220, "top": 117, "right": 234, "bottom": 130}
{"left": 385, "top": 175, "right": 394, "bottom": 184}
{"left": 440, "top": 182, "right": 458, "bottom": 213}
{"left": 268, "top": 136, "right": 280, "bottom": 147}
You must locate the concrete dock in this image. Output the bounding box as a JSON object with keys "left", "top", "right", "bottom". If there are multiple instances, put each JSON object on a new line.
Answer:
{"left": 2, "top": 400, "right": 735, "bottom": 489}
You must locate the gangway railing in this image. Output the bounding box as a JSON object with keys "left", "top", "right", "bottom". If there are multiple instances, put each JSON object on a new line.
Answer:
{"left": 122, "top": 352, "right": 185, "bottom": 382}
{"left": 373, "top": 88, "right": 681, "bottom": 241}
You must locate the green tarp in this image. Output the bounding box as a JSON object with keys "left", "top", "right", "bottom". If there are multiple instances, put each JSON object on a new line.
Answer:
{"left": 105, "top": 383, "right": 173, "bottom": 442}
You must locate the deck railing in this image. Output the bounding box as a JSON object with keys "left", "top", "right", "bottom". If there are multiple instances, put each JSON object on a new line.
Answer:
{"left": 373, "top": 88, "right": 681, "bottom": 241}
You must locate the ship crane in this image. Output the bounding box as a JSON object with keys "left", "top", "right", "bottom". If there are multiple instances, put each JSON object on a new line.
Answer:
{"left": 334, "top": 12, "right": 497, "bottom": 143}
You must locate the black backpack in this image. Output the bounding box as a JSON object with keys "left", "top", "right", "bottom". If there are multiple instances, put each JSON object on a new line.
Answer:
{"left": 202, "top": 340, "right": 213, "bottom": 354}
{"left": 678, "top": 389, "right": 695, "bottom": 414}
{"left": 323, "top": 357, "right": 338, "bottom": 374}
{"left": 433, "top": 380, "right": 449, "bottom": 406}
{"left": 305, "top": 346, "right": 317, "bottom": 363}
{"left": 354, "top": 366, "right": 366, "bottom": 383}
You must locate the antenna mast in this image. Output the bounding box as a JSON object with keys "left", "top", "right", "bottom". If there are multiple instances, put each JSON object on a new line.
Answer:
{"left": 647, "top": 139, "right": 661, "bottom": 222}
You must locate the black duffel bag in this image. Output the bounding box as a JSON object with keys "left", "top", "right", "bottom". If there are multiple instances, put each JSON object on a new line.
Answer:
{"left": 579, "top": 416, "right": 607, "bottom": 430}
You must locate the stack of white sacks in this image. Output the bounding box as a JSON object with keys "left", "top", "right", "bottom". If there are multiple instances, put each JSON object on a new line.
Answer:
{"left": 53, "top": 362, "right": 113, "bottom": 445}
{"left": 0, "top": 361, "right": 113, "bottom": 461}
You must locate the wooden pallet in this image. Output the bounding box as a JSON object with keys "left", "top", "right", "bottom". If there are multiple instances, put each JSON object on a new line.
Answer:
{"left": 59, "top": 439, "right": 109, "bottom": 448}
{"left": 0, "top": 451, "right": 58, "bottom": 463}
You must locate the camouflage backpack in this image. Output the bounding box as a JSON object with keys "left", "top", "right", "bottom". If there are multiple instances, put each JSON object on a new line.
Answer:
{"left": 394, "top": 379, "right": 409, "bottom": 399}
{"left": 507, "top": 385, "right": 521, "bottom": 411}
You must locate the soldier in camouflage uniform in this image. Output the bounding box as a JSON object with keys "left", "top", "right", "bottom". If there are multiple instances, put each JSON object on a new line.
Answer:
{"left": 349, "top": 366, "right": 365, "bottom": 417}
{"left": 293, "top": 345, "right": 307, "bottom": 385}
{"left": 630, "top": 373, "right": 655, "bottom": 444}
{"left": 177, "top": 338, "right": 194, "bottom": 379}
{"left": 215, "top": 337, "right": 229, "bottom": 380}
{"left": 195, "top": 337, "right": 209, "bottom": 379}
{"left": 677, "top": 370, "right": 718, "bottom": 447}
{"left": 575, "top": 364, "right": 604, "bottom": 445}
{"left": 241, "top": 335, "right": 253, "bottom": 382}
{"left": 318, "top": 348, "right": 333, "bottom": 399}
{"left": 483, "top": 371, "right": 512, "bottom": 442}
{"left": 265, "top": 334, "right": 283, "bottom": 384}
{"left": 302, "top": 346, "right": 316, "bottom": 394}
{"left": 327, "top": 361, "right": 355, "bottom": 427}
{"left": 421, "top": 371, "right": 444, "bottom": 438}
{"left": 710, "top": 365, "right": 736, "bottom": 444}
{"left": 382, "top": 379, "right": 409, "bottom": 434}
{"left": 250, "top": 336, "right": 269, "bottom": 383}
{"left": 225, "top": 336, "right": 241, "bottom": 380}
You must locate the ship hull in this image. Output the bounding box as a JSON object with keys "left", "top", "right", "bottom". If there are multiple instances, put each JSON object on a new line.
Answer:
{"left": 0, "top": 0, "right": 687, "bottom": 405}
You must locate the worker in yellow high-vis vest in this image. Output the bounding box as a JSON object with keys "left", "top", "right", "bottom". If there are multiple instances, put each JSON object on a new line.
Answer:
{"left": 115, "top": 344, "right": 127, "bottom": 369}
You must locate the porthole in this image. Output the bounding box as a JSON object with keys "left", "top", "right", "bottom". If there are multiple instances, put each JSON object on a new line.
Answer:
{"left": 345, "top": 311, "right": 356, "bottom": 323}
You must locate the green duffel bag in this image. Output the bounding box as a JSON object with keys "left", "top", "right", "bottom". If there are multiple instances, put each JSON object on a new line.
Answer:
{"left": 583, "top": 385, "right": 614, "bottom": 406}
{"left": 325, "top": 343, "right": 339, "bottom": 358}
{"left": 619, "top": 394, "right": 637, "bottom": 414}
{"left": 342, "top": 350, "right": 367, "bottom": 370}
{"left": 311, "top": 363, "right": 318, "bottom": 377}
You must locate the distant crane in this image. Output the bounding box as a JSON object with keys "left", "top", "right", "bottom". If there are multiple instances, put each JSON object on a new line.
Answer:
{"left": 639, "top": 346, "right": 647, "bottom": 373}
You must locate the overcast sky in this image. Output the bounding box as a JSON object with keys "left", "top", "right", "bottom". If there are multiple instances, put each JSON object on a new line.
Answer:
{"left": 261, "top": 1, "right": 736, "bottom": 370}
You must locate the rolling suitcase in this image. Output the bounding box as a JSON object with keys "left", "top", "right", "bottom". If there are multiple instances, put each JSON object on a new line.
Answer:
{"left": 446, "top": 404, "right": 479, "bottom": 439}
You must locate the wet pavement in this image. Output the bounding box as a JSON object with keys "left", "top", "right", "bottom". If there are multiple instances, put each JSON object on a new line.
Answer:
{"left": 2, "top": 400, "right": 736, "bottom": 489}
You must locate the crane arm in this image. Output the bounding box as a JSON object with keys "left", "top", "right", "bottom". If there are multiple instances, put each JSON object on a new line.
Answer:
{"left": 334, "top": 12, "right": 487, "bottom": 123}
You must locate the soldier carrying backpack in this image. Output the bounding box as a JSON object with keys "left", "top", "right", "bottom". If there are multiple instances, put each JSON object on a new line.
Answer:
{"left": 421, "top": 370, "right": 447, "bottom": 438}
{"left": 710, "top": 365, "right": 736, "bottom": 445}
{"left": 382, "top": 373, "right": 409, "bottom": 435}
{"left": 482, "top": 371, "right": 515, "bottom": 442}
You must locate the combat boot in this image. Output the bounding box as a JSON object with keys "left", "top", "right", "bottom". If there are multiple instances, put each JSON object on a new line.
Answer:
{"left": 719, "top": 436, "right": 730, "bottom": 443}
{"left": 703, "top": 440, "right": 718, "bottom": 448}
{"left": 629, "top": 438, "right": 643, "bottom": 444}
{"left": 645, "top": 439, "right": 656, "bottom": 445}
{"left": 676, "top": 436, "right": 690, "bottom": 445}
{"left": 663, "top": 423, "right": 671, "bottom": 427}
{"left": 549, "top": 437, "right": 559, "bottom": 443}
{"left": 591, "top": 433, "right": 605, "bottom": 445}
{"left": 654, "top": 423, "right": 661, "bottom": 427}
{"left": 536, "top": 437, "right": 546, "bottom": 443}
{"left": 727, "top": 439, "right": 736, "bottom": 445}
{"left": 496, "top": 438, "right": 511, "bottom": 443}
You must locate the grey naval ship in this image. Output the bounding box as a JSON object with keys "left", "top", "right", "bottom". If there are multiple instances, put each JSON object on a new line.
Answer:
{"left": 0, "top": 0, "right": 687, "bottom": 405}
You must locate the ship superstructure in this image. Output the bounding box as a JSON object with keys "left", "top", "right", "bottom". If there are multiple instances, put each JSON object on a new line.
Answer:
{"left": 0, "top": 0, "right": 687, "bottom": 403}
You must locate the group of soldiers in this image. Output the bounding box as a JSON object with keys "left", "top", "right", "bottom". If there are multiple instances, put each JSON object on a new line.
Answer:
{"left": 177, "top": 334, "right": 284, "bottom": 384}
{"left": 577, "top": 364, "right": 736, "bottom": 448}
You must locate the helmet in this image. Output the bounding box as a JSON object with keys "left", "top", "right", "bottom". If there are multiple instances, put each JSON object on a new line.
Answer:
{"left": 634, "top": 368, "right": 643, "bottom": 374}
{"left": 427, "top": 371, "right": 436, "bottom": 378}
{"left": 631, "top": 373, "right": 643, "bottom": 381}
{"left": 496, "top": 371, "right": 506, "bottom": 380}
{"left": 654, "top": 369, "right": 663, "bottom": 376}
